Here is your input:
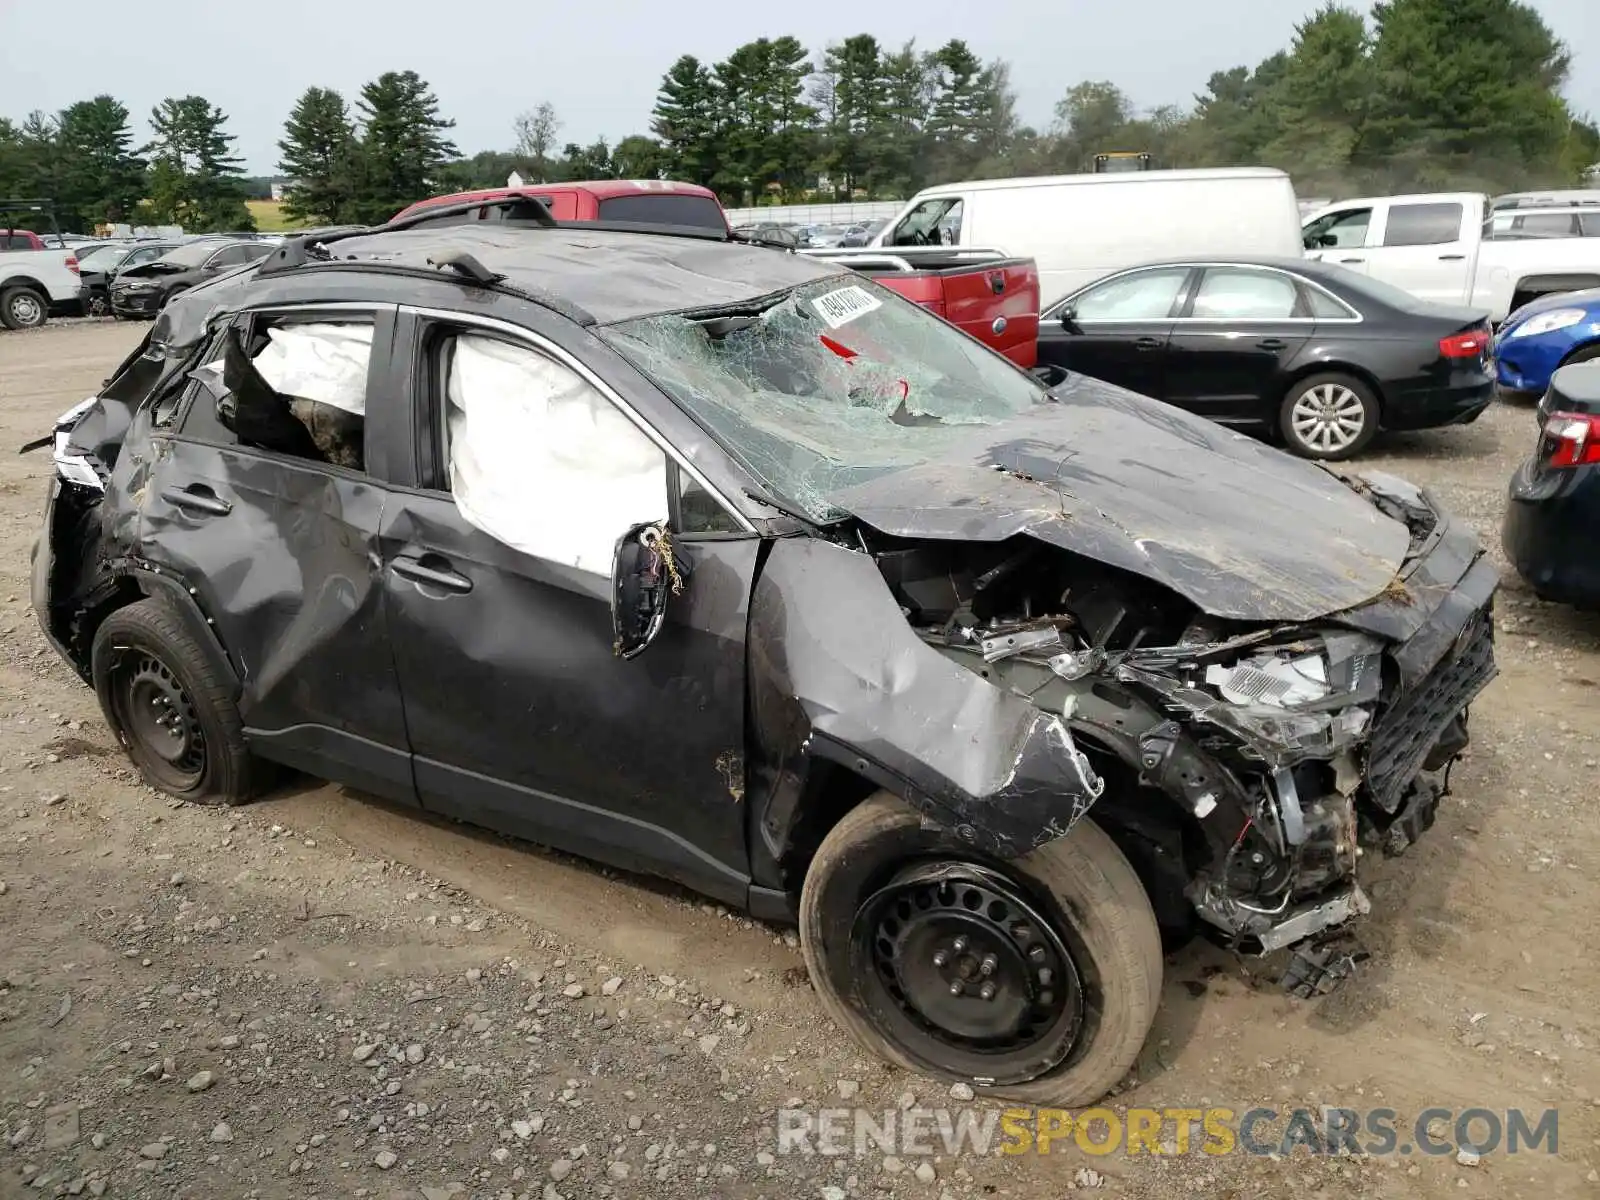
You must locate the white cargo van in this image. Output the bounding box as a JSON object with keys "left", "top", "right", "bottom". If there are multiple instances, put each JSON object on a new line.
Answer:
{"left": 869, "top": 168, "right": 1303, "bottom": 305}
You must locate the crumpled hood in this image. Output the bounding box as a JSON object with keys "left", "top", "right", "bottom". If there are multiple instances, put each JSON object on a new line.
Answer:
{"left": 827, "top": 376, "right": 1412, "bottom": 622}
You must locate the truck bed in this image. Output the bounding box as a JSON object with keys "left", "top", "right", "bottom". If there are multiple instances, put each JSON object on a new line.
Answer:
{"left": 802, "top": 246, "right": 1040, "bottom": 368}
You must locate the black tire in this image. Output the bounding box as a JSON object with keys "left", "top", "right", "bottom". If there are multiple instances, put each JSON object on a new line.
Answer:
{"left": 1278, "top": 371, "right": 1380, "bottom": 460}
{"left": 1559, "top": 343, "right": 1600, "bottom": 370}
{"left": 0, "top": 285, "right": 49, "bottom": 330}
{"left": 91, "top": 598, "right": 253, "bottom": 805}
{"left": 799, "top": 792, "right": 1163, "bottom": 1107}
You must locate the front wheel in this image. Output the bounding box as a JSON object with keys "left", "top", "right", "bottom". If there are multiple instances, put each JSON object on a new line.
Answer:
{"left": 0, "top": 286, "right": 48, "bottom": 330}
{"left": 799, "top": 793, "right": 1163, "bottom": 1106}
{"left": 1279, "top": 372, "right": 1379, "bottom": 460}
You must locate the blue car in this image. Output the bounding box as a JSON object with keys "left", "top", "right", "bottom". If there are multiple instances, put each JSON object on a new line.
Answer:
{"left": 1493, "top": 288, "right": 1600, "bottom": 400}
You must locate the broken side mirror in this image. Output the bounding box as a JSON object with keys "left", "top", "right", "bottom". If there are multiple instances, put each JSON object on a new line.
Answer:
{"left": 611, "top": 521, "right": 686, "bottom": 660}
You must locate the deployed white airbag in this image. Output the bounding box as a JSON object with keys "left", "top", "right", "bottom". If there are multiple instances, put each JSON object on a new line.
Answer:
{"left": 447, "top": 335, "right": 668, "bottom": 574}
{"left": 251, "top": 323, "right": 374, "bottom": 415}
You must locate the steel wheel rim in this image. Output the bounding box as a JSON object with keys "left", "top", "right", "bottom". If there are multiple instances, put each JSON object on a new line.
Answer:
{"left": 851, "top": 861, "right": 1083, "bottom": 1083}
{"left": 9, "top": 293, "right": 43, "bottom": 326}
{"left": 111, "top": 650, "right": 206, "bottom": 789}
{"left": 1291, "top": 383, "right": 1366, "bottom": 452}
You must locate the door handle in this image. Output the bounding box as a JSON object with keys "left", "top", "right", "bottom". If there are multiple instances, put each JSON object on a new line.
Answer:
{"left": 391, "top": 553, "right": 473, "bottom": 594}
{"left": 1438, "top": 254, "right": 1467, "bottom": 261}
{"left": 1134, "top": 336, "right": 1163, "bottom": 351}
{"left": 1338, "top": 257, "right": 1365, "bottom": 264}
{"left": 160, "top": 484, "right": 231, "bottom": 517}
{"left": 1256, "top": 338, "right": 1288, "bottom": 351}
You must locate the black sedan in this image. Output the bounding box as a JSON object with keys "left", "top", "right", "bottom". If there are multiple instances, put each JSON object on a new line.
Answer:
{"left": 77, "top": 241, "right": 178, "bottom": 315}
{"left": 109, "top": 239, "right": 272, "bottom": 318}
{"left": 1503, "top": 360, "right": 1600, "bottom": 607}
{"left": 1037, "top": 258, "right": 1493, "bottom": 460}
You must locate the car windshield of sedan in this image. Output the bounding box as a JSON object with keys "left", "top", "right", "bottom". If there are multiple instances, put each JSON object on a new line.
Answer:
{"left": 601, "top": 276, "right": 1049, "bottom": 521}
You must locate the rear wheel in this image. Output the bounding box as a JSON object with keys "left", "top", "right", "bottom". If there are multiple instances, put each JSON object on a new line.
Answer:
{"left": 0, "top": 286, "right": 48, "bottom": 330}
{"left": 799, "top": 792, "right": 1163, "bottom": 1106}
{"left": 91, "top": 598, "right": 253, "bottom": 805}
{"left": 1279, "top": 372, "right": 1379, "bottom": 460}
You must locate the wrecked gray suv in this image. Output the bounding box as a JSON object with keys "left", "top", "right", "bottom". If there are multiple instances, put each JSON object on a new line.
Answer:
{"left": 30, "top": 199, "right": 1497, "bottom": 1105}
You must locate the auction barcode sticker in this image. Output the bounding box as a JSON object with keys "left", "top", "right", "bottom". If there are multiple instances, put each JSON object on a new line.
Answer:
{"left": 811, "top": 284, "right": 882, "bottom": 328}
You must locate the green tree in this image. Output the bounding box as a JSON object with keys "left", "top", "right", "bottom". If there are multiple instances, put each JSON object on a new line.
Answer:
{"left": 56, "top": 96, "right": 145, "bottom": 226}
{"left": 512, "top": 102, "right": 561, "bottom": 181}
{"left": 144, "top": 96, "right": 253, "bottom": 232}
{"left": 555, "top": 138, "right": 615, "bottom": 180}
{"left": 612, "top": 135, "right": 668, "bottom": 180}
{"left": 814, "top": 35, "right": 891, "bottom": 198}
{"left": 878, "top": 41, "right": 932, "bottom": 194}
{"left": 1052, "top": 81, "right": 1137, "bottom": 169}
{"left": 1191, "top": 53, "right": 1290, "bottom": 166}
{"left": 651, "top": 56, "right": 720, "bottom": 187}
{"left": 278, "top": 86, "right": 359, "bottom": 226}
{"left": 1255, "top": 5, "right": 1375, "bottom": 190}
{"left": 711, "top": 37, "right": 818, "bottom": 203}
{"left": 352, "top": 70, "right": 459, "bottom": 224}
{"left": 1366, "top": 0, "right": 1571, "bottom": 189}
{"left": 924, "top": 39, "right": 999, "bottom": 180}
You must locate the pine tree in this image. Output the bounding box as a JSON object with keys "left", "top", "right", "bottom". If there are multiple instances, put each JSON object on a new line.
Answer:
{"left": 278, "top": 86, "right": 359, "bottom": 226}
{"left": 1367, "top": 0, "right": 1571, "bottom": 188}
{"left": 144, "top": 96, "right": 253, "bottom": 232}
{"left": 56, "top": 96, "right": 145, "bottom": 226}
{"left": 650, "top": 56, "right": 720, "bottom": 187}
{"left": 352, "top": 71, "right": 459, "bottom": 224}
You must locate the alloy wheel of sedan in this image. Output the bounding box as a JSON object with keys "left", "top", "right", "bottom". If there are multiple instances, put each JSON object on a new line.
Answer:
{"left": 1280, "top": 372, "right": 1380, "bottom": 460}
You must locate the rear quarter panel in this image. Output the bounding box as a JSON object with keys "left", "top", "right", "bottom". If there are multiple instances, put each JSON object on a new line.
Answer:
{"left": 936, "top": 261, "right": 1040, "bottom": 368}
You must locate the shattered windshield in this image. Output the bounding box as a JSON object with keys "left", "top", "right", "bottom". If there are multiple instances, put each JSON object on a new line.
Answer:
{"left": 601, "top": 276, "right": 1049, "bottom": 521}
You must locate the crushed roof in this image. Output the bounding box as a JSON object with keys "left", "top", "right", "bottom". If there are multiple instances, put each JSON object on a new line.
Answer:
{"left": 321, "top": 226, "right": 845, "bottom": 324}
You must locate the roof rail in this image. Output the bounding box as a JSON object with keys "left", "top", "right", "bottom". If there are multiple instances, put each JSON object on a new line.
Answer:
{"left": 257, "top": 193, "right": 559, "bottom": 276}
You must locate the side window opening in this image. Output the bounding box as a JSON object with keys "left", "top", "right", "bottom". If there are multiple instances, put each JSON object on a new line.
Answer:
{"left": 438, "top": 332, "right": 669, "bottom": 574}
{"left": 1303, "top": 207, "right": 1371, "bottom": 250}
{"left": 890, "top": 198, "right": 963, "bottom": 247}
{"left": 181, "top": 318, "right": 374, "bottom": 472}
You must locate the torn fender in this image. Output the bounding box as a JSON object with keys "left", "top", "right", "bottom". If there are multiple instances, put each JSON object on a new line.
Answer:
{"left": 748, "top": 537, "right": 1102, "bottom": 856}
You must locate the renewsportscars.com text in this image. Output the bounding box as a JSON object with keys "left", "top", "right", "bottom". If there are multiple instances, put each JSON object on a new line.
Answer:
{"left": 774, "top": 1105, "right": 1559, "bottom": 1159}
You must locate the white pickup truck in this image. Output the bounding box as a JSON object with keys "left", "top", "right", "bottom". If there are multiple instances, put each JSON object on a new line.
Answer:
{"left": 1301, "top": 192, "right": 1600, "bottom": 322}
{"left": 0, "top": 247, "right": 81, "bottom": 329}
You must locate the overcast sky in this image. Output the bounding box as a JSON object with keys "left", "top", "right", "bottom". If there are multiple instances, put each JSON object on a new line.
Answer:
{"left": 2, "top": 0, "right": 1596, "bottom": 175}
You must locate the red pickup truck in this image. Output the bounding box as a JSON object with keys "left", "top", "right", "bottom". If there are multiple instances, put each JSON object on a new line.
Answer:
{"left": 395, "top": 180, "right": 730, "bottom": 232}
{"left": 801, "top": 245, "right": 1038, "bottom": 367}
{"left": 396, "top": 183, "right": 1040, "bottom": 366}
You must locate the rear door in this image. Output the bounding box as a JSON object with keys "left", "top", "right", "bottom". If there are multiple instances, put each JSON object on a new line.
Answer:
{"left": 1366, "top": 199, "right": 1475, "bottom": 304}
{"left": 1163, "top": 265, "right": 1313, "bottom": 424}
{"left": 1037, "top": 265, "right": 1192, "bottom": 399}
{"left": 135, "top": 303, "right": 416, "bottom": 802}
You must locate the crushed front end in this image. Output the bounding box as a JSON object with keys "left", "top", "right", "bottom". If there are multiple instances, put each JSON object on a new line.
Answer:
{"left": 870, "top": 470, "right": 1497, "bottom": 991}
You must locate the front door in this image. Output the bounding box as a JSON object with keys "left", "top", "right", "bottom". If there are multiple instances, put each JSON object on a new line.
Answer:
{"left": 1037, "top": 265, "right": 1192, "bottom": 399}
{"left": 377, "top": 320, "right": 760, "bottom": 905}
{"left": 1163, "top": 266, "right": 1312, "bottom": 424}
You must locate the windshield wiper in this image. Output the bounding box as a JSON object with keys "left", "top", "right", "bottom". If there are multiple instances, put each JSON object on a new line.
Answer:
{"left": 741, "top": 484, "right": 832, "bottom": 531}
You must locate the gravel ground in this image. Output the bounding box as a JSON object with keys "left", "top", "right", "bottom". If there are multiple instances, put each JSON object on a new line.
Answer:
{"left": 1, "top": 319, "right": 1597, "bottom": 1199}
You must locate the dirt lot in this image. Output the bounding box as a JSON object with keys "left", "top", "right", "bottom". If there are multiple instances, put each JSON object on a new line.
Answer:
{"left": 1, "top": 320, "right": 1597, "bottom": 1200}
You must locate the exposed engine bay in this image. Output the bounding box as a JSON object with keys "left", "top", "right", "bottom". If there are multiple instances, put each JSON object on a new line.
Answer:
{"left": 861, "top": 516, "right": 1496, "bottom": 986}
